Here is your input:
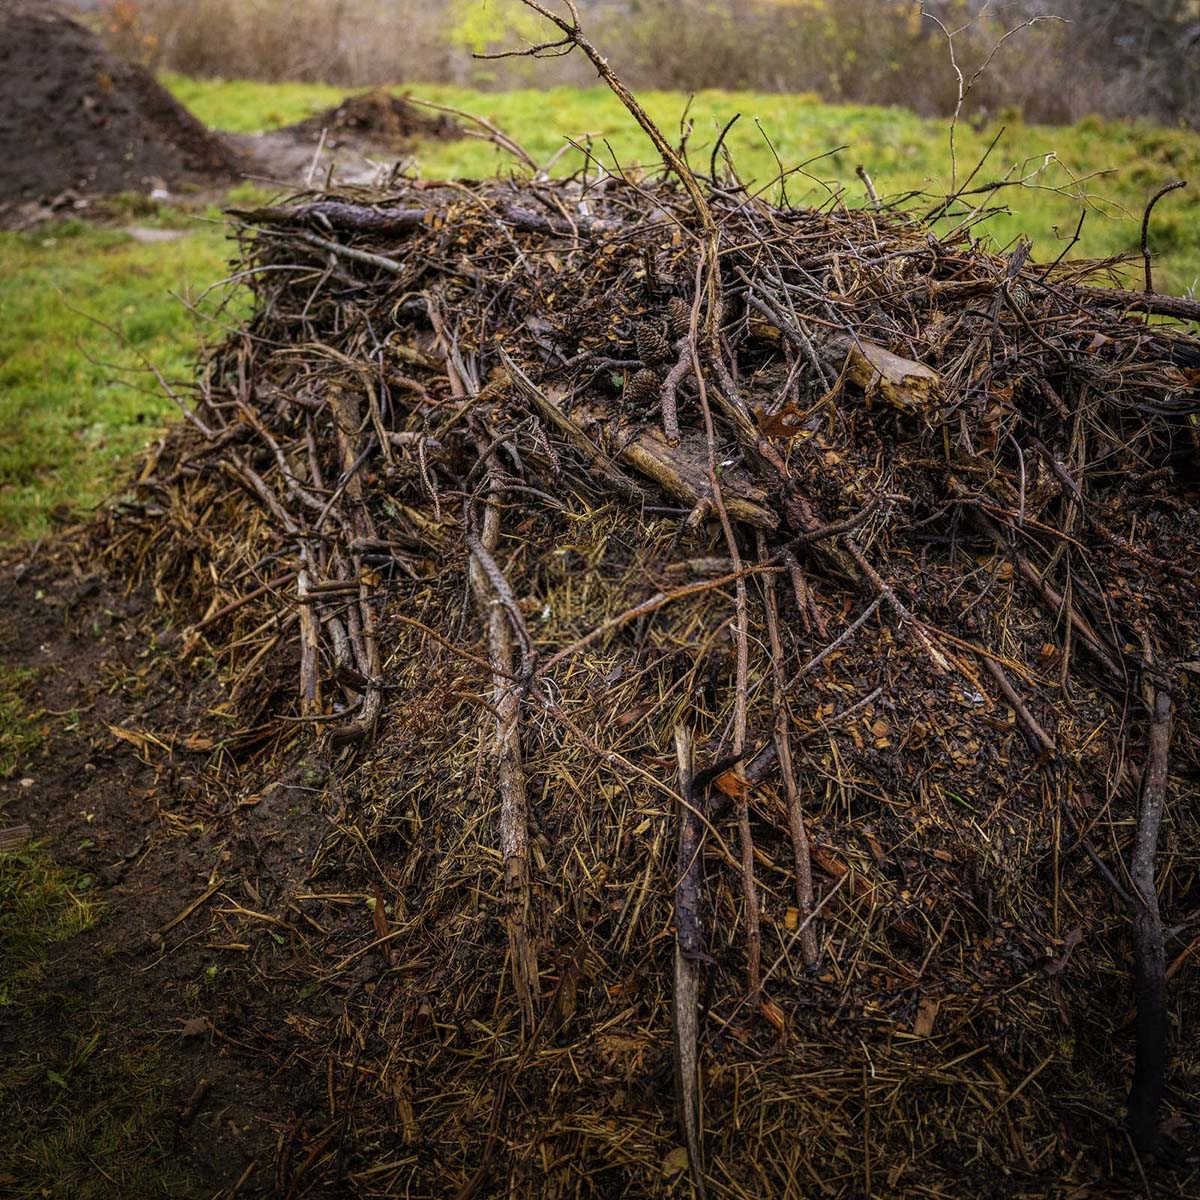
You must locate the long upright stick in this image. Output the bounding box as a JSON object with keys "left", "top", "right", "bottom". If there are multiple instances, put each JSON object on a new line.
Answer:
{"left": 672, "top": 725, "right": 706, "bottom": 1199}
{"left": 760, "top": 536, "right": 818, "bottom": 967}
{"left": 469, "top": 453, "right": 540, "bottom": 1031}
{"left": 1127, "top": 681, "right": 1172, "bottom": 1153}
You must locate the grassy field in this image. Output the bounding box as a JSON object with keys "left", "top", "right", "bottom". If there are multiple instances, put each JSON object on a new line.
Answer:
{"left": 171, "top": 76, "right": 1200, "bottom": 291}
{"left": 1, "top": 77, "right": 1198, "bottom": 542}
{"left": 0, "top": 218, "right": 230, "bottom": 538}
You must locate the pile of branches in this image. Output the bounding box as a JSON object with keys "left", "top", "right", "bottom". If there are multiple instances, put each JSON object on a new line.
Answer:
{"left": 113, "top": 53, "right": 1200, "bottom": 1198}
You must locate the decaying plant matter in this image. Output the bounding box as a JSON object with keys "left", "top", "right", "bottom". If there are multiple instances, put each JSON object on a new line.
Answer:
{"left": 107, "top": 28, "right": 1200, "bottom": 1196}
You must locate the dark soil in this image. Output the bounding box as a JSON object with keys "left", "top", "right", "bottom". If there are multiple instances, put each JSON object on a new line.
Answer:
{"left": 280, "top": 88, "right": 460, "bottom": 151}
{"left": 0, "top": 543, "right": 343, "bottom": 1197}
{"left": 0, "top": 2, "right": 240, "bottom": 223}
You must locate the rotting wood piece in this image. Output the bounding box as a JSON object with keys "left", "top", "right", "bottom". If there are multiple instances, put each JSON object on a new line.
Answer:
{"left": 571, "top": 401, "right": 777, "bottom": 529}
{"left": 234, "top": 199, "right": 620, "bottom": 240}
{"left": 748, "top": 315, "right": 943, "bottom": 416}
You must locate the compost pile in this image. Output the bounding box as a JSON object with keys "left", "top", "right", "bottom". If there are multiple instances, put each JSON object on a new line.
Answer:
{"left": 113, "top": 158, "right": 1200, "bottom": 1197}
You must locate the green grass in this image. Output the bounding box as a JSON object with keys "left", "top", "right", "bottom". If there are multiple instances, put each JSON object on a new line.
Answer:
{"left": 0, "top": 666, "right": 40, "bottom": 778}
{"left": 170, "top": 76, "right": 1200, "bottom": 295}
{"left": 2, "top": 78, "right": 1198, "bottom": 543}
{"left": 0, "top": 845, "right": 97, "bottom": 1008}
{"left": 0, "top": 213, "right": 236, "bottom": 539}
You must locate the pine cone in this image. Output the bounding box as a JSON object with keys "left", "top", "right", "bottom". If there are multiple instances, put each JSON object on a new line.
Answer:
{"left": 636, "top": 320, "right": 672, "bottom": 365}
{"left": 1007, "top": 280, "right": 1031, "bottom": 311}
{"left": 666, "top": 296, "right": 691, "bottom": 340}
{"left": 653, "top": 251, "right": 678, "bottom": 293}
{"left": 625, "top": 367, "right": 661, "bottom": 407}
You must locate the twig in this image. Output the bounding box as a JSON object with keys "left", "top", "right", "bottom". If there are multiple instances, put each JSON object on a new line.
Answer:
{"left": 297, "top": 551, "right": 322, "bottom": 716}
{"left": 536, "top": 565, "right": 778, "bottom": 678}
{"left": 468, "top": 443, "right": 540, "bottom": 1031}
{"left": 689, "top": 260, "right": 761, "bottom": 1004}
{"left": 759, "top": 535, "right": 818, "bottom": 967}
{"left": 856, "top": 164, "right": 880, "bottom": 210}
{"left": 1140, "top": 179, "right": 1187, "bottom": 294}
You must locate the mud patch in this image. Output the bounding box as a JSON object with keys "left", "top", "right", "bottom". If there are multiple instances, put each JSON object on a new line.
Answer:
{"left": 0, "top": 546, "right": 338, "bottom": 1197}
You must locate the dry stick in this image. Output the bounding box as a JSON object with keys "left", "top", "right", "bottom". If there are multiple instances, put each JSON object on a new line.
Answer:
{"left": 844, "top": 538, "right": 950, "bottom": 673}
{"left": 432, "top": 316, "right": 539, "bottom": 1028}
{"left": 565, "top": 402, "right": 777, "bottom": 528}
{"left": 468, "top": 452, "right": 540, "bottom": 1032}
{"left": 326, "top": 388, "right": 383, "bottom": 742}
{"left": 507, "top": 4, "right": 755, "bottom": 459}
{"left": 687, "top": 265, "right": 761, "bottom": 1006}
{"left": 659, "top": 339, "right": 689, "bottom": 445}
{"left": 672, "top": 724, "right": 707, "bottom": 1200}
{"left": 980, "top": 656, "right": 1133, "bottom": 907}
{"left": 1127, "top": 675, "right": 1172, "bottom": 1154}
{"left": 189, "top": 570, "right": 296, "bottom": 634}
{"left": 296, "top": 550, "right": 321, "bottom": 716}
{"left": 498, "top": 349, "right": 645, "bottom": 502}
{"left": 1140, "top": 180, "right": 1186, "bottom": 295}
{"left": 856, "top": 164, "right": 881, "bottom": 210}
{"left": 958, "top": 496, "right": 1127, "bottom": 682}
{"left": 782, "top": 548, "right": 825, "bottom": 638}
{"left": 785, "top": 597, "right": 883, "bottom": 693}
{"left": 504, "top": 0, "right": 732, "bottom": 385}
{"left": 223, "top": 458, "right": 298, "bottom": 535}
{"left": 296, "top": 229, "right": 408, "bottom": 277}
{"left": 759, "top": 534, "right": 818, "bottom": 967}
{"left": 1073, "top": 283, "right": 1200, "bottom": 323}
{"left": 404, "top": 96, "right": 539, "bottom": 172}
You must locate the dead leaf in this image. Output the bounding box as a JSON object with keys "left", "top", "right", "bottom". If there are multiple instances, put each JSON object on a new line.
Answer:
{"left": 713, "top": 767, "right": 751, "bottom": 800}
{"left": 1043, "top": 927, "right": 1083, "bottom": 975}
{"left": 107, "top": 724, "right": 170, "bottom": 757}
{"left": 371, "top": 887, "right": 389, "bottom": 943}
{"left": 812, "top": 847, "right": 848, "bottom": 878}
{"left": 663, "top": 1146, "right": 690, "bottom": 1176}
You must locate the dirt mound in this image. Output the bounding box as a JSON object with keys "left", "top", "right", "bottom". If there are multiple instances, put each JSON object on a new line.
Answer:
{"left": 0, "top": 1, "right": 240, "bottom": 222}
{"left": 281, "top": 87, "right": 461, "bottom": 150}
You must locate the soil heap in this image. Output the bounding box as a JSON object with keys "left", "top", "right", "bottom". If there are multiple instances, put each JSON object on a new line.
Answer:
{"left": 108, "top": 144, "right": 1200, "bottom": 1194}
{"left": 280, "top": 87, "right": 461, "bottom": 152}
{"left": 0, "top": 1, "right": 239, "bottom": 222}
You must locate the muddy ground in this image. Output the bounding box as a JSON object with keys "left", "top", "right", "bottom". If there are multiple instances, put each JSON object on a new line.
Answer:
{"left": 0, "top": 543, "right": 357, "bottom": 1198}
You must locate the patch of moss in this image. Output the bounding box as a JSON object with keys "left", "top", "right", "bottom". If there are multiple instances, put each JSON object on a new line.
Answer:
{"left": 0, "top": 845, "right": 97, "bottom": 1006}
{"left": 0, "top": 666, "right": 40, "bottom": 778}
